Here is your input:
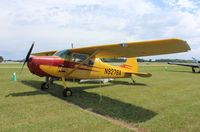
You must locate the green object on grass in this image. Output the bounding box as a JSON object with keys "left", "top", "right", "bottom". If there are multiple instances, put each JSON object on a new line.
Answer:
{"left": 12, "top": 72, "right": 17, "bottom": 81}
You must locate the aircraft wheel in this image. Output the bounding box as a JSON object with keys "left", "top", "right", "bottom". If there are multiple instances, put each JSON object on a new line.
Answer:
{"left": 63, "top": 88, "right": 72, "bottom": 97}
{"left": 41, "top": 82, "right": 49, "bottom": 90}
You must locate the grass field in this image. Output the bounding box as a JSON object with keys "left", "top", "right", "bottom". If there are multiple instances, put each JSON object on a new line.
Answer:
{"left": 0, "top": 63, "right": 200, "bottom": 132}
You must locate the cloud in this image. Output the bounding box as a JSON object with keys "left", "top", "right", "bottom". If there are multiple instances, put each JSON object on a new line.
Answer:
{"left": 163, "top": 0, "right": 198, "bottom": 10}
{"left": 0, "top": 0, "right": 200, "bottom": 59}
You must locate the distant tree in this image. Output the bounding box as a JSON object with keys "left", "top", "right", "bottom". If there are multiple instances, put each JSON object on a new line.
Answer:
{"left": 137, "top": 58, "right": 150, "bottom": 62}
{"left": 137, "top": 58, "right": 145, "bottom": 62}
{"left": 0, "top": 56, "right": 3, "bottom": 63}
{"left": 155, "top": 59, "right": 192, "bottom": 63}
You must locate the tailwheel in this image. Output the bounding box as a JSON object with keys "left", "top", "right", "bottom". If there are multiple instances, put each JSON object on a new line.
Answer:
{"left": 41, "top": 82, "right": 49, "bottom": 90}
{"left": 63, "top": 88, "right": 72, "bottom": 97}
{"left": 131, "top": 77, "right": 136, "bottom": 85}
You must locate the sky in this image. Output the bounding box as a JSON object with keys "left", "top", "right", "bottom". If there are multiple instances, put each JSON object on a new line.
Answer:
{"left": 0, "top": 0, "right": 200, "bottom": 60}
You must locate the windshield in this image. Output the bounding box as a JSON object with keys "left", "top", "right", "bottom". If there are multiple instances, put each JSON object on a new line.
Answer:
{"left": 53, "top": 49, "right": 70, "bottom": 60}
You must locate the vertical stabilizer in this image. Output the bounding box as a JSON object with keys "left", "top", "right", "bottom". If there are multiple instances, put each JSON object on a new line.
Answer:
{"left": 120, "top": 57, "right": 138, "bottom": 73}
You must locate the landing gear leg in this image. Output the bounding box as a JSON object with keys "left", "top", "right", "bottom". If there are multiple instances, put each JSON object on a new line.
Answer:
{"left": 192, "top": 67, "right": 196, "bottom": 73}
{"left": 62, "top": 77, "right": 72, "bottom": 97}
{"left": 41, "top": 77, "right": 50, "bottom": 90}
{"left": 49, "top": 77, "right": 54, "bottom": 85}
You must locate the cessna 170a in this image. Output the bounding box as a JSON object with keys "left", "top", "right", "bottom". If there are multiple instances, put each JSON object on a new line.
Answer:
{"left": 168, "top": 57, "right": 200, "bottom": 73}
{"left": 22, "top": 38, "right": 190, "bottom": 97}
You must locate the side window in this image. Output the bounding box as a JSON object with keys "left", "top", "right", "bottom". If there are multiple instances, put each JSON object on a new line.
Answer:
{"left": 72, "top": 53, "right": 87, "bottom": 63}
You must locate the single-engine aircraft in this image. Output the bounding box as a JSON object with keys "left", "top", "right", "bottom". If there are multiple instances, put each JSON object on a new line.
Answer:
{"left": 168, "top": 57, "right": 200, "bottom": 73}
{"left": 22, "top": 38, "right": 190, "bottom": 97}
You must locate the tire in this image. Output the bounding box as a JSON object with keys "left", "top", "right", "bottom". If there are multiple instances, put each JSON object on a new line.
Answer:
{"left": 41, "top": 82, "right": 49, "bottom": 90}
{"left": 63, "top": 88, "right": 72, "bottom": 97}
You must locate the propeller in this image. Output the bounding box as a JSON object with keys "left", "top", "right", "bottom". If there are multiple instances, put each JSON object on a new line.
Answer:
{"left": 21, "top": 42, "right": 35, "bottom": 73}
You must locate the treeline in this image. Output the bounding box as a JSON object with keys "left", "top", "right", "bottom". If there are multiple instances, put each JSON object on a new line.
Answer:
{"left": 138, "top": 58, "right": 192, "bottom": 63}
{"left": 0, "top": 56, "right": 3, "bottom": 63}
{"left": 102, "top": 58, "right": 192, "bottom": 63}
{"left": 154, "top": 59, "right": 192, "bottom": 63}
{"left": 0, "top": 56, "right": 24, "bottom": 63}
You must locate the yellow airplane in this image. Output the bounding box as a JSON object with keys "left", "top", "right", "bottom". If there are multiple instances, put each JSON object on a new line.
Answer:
{"left": 22, "top": 38, "right": 190, "bottom": 97}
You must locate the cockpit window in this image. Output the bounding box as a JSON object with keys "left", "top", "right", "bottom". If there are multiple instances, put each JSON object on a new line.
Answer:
{"left": 72, "top": 53, "right": 87, "bottom": 63}
{"left": 54, "top": 50, "right": 70, "bottom": 60}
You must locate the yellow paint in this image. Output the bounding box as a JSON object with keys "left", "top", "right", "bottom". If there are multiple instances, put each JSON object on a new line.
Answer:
{"left": 35, "top": 38, "right": 190, "bottom": 80}
{"left": 33, "top": 38, "right": 190, "bottom": 58}
{"left": 39, "top": 58, "right": 145, "bottom": 79}
{"left": 70, "top": 38, "right": 190, "bottom": 58}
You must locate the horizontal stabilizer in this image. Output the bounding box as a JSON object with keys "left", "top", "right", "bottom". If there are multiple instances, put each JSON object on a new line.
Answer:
{"left": 132, "top": 72, "right": 152, "bottom": 78}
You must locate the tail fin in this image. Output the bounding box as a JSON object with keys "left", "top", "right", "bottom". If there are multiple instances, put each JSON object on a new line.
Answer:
{"left": 120, "top": 57, "right": 138, "bottom": 73}
{"left": 120, "top": 58, "right": 152, "bottom": 78}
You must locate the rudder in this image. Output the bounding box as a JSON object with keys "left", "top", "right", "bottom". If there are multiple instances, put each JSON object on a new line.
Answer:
{"left": 120, "top": 57, "right": 138, "bottom": 73}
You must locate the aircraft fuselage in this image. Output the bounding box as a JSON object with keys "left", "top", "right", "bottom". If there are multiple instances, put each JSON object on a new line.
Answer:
{"left": 27, "top": 56, "right": 138, "bottom": 79}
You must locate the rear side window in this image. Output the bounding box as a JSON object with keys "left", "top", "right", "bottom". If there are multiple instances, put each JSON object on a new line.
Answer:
{"left": 72, "top": 53, "right": 87, "bottom": 63}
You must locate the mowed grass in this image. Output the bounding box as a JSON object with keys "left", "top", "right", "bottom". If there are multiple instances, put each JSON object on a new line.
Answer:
{"left": 0, "top": 63, "right": 200, "bottom": 132}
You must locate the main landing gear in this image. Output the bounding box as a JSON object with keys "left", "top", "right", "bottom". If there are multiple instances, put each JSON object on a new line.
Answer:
{"left": 61, "top": 77, "right": 72, "bottom": 97}
{"left": 191, "top": 67, "right": 200, "bottom": 73}
{"left": 41, "top": 77, "right": 50, "bottom": 90}
{"left": 41, "top": 82, "right": 49, "bottom": 90}
{"left": 40, "top": 77, "right": 72, "bottom": 97}
{"left": 62, "top": 88, "right": 72, "bottom": 97}
{"left": 131, "top": 76, "right": 136, "bottom": 85}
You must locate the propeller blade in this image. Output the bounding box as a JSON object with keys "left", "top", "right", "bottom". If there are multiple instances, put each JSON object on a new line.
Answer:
{"left": 21, "top": 42, "right": 35, "bottom": 73}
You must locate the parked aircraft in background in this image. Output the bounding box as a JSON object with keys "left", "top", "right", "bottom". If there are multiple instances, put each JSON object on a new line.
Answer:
{"left": 168, "top": 57, "right": 200, "bottom": 73}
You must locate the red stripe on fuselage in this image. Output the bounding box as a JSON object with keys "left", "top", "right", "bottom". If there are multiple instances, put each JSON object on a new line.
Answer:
{"left": 28, "top": 56, "right": 100, "bottom": 77}
{"left": 120, "top": 64, "right": 133, "bottom": 70}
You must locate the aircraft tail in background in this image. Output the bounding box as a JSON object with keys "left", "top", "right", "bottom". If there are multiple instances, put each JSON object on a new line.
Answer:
{"left": 192, "top": 57, "right": 200, "bottom": 68}
{"left": 168, "top": 57, "right": 200, "bottom": 73}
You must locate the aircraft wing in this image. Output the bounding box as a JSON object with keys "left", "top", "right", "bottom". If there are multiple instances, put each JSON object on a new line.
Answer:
{"left": 70, "top": 38, "right": 190, "bottom": 58}
{"left": 32, "top": 50, "right": 57, "bottom": 56}
{"left": 168, "top": 62, "right": 199, "bottom": 68}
